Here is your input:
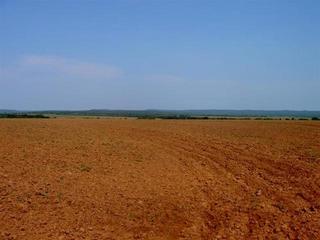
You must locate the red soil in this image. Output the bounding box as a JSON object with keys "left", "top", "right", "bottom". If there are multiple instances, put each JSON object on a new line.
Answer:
{"left": 0, "top": 119, "right": 319, "bottom": 239}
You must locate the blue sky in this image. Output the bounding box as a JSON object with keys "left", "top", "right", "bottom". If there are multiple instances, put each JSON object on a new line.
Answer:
{"left": 1, "top": 0, "right": 319, "bottom": 110}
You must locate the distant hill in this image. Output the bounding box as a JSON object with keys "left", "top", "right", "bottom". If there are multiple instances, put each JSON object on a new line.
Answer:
{"left": 0, "top": 109, "right": 18, "bottom": 114}
{"left": 6, "top": 109, "right": 319, "bottom": 118}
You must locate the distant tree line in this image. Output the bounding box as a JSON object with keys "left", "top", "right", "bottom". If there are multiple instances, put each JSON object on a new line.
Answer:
{"left": 138, "top": 115, "right": 320, "bottom": 120}
{"left": 0, "top": 112, "right": 318, "bottom": 120}
{"left": 11, "top": 109, "right": 320, "bottom": 118}
{"left": 0, "top": 114, "right": 49, "bottom": 118}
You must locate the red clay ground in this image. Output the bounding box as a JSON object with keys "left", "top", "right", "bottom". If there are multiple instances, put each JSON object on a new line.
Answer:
{"left": 0, "top": 119, "right": 319, "bottom": 239}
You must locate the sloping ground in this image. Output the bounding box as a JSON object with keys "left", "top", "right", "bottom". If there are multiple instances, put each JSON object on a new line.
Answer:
{"left": 0, "top": 119, "right": 319, "bottom": 239}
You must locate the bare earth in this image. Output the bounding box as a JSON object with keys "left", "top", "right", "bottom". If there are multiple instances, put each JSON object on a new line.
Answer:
{"left": 0, "top": 119, "right": 319, "bottom": 239}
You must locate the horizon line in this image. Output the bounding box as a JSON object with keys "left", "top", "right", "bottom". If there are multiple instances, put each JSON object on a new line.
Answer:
{"left": 1, "top": 108, "right": 320, "bottom": 112}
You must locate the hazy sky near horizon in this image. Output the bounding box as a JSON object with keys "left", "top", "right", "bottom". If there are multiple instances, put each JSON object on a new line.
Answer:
{"left": 1, "top": 0, "right": 319, "bottom": 110}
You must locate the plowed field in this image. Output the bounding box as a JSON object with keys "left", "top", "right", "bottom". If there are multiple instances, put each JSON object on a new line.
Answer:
{"left": 1, "top": 119, "right": 319, "bottom": 239}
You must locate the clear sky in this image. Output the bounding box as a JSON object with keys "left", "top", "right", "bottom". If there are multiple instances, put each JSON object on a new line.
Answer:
{"left": 1, "top": 0, "right": 319, "bottom": 110}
